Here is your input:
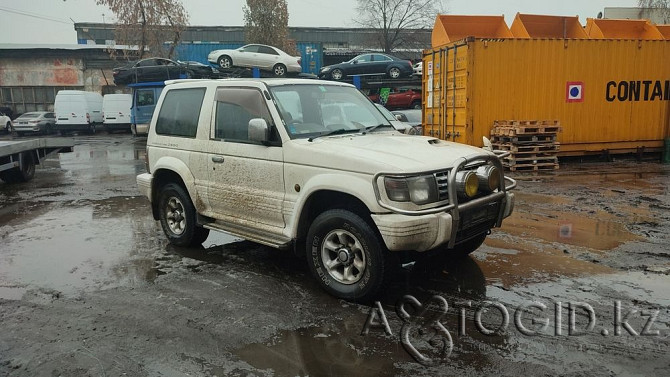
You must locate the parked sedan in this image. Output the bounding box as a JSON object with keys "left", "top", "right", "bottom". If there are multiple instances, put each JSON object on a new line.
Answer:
{"left": 13, "top": 111, "right": 56, "bottom": 135}
{"left": 392, "top": 109, "right": 422, "bottom": 135}
{"left": 207, "top": 44, "right": 302, "bottom": 76}
{"left": 112, "top": 58, "right": 217, "bottom": 85}
{"left": 0, "top": 112, "right": 12, "bottom": 134}
{"left": 319, "top": 53, "right": 413, "bottom": 81}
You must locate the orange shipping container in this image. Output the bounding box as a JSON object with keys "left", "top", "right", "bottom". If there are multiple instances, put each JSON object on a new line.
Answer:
{"left": 423, "top": 37, "right": 670, "bottom": 155}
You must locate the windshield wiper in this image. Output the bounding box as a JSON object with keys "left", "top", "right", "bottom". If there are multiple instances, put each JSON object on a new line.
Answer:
{"left": 363, "top": 124, "right": 394, "bottom": 134}
{"left": 308, "top": 128, "right": 361, "bottom": 142}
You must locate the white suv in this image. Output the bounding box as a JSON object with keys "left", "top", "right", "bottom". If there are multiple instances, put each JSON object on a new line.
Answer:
{"left": 137, "top": 78, "right": 516, "bottom": 301}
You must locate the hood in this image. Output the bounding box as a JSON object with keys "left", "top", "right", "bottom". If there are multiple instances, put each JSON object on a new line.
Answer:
{"left": 285, "top": 132, "right": 491, "bottom": 174}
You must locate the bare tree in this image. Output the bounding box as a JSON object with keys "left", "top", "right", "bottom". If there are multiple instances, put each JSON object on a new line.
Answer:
{"left": 637, "top": 0, "right": 670, "bottom": 23}
{"left": 355, "top": 0, "right": 446, "bottom": 53}
{"left": 243, "top": 0, "right": 296, "bottom": 54}
{"left": 95, "top": 0, "right": 189, "bottom": 59}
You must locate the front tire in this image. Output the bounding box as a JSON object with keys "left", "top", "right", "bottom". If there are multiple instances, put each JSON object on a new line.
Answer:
{"left": 158, "top": 183, "right": 210, "bottom": 247}
{"left": 89, "top": 123, "right": 96, "bottom": 134}
{"left": 306, "top": 209, "right": 389, "bottom": 302}
{"left": 330, "top": 69, "right": 343, "bottom": 80}
{"left": 217, "top": 56, "right": 233, "bottom": 69}
{"left": 388, "top": 67, "right": 401, "bottom": 79}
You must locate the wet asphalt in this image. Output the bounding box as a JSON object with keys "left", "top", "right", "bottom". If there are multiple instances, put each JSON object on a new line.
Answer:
{"left": 0, "top": 133, "right": 669, "bottom": 376}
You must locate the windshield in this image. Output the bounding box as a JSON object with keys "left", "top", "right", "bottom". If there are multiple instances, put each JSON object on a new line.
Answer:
{"left": 269, "top": 84, "right": 390, "bottom": 139}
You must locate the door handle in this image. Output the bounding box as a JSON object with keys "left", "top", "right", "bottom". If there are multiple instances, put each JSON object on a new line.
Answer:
{"left": 211, "top": 156, "right": 225, "bottom": 163}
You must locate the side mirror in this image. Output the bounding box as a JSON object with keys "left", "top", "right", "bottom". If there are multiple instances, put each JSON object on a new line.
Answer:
{"left": 352, "top": 60, "right": 358, "bottom": 65}
{"left": 395, "top": 114, "right": 403, "bottom": 121}
{"left": 249, "top": 118, "right": 269, "bottom": 143}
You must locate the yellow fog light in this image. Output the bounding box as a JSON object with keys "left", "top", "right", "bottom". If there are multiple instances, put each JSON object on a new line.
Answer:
{"left": 456, "top": 171, "right": 479, "bottom": 198}
{"left": 476, "top": 165, "right": 501, "bottom": 192}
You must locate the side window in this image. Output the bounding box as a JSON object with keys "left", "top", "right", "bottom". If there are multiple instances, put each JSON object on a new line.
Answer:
{"left": 356, "top": 55, "right": 372, "bottom": 63}
{"left": 214, "top": 87, "right": 273, "bottom": 142}
{"left": 46, "top": 112, "right": 55, "bottom": 118}
{"left": 241, "top": 45, "right": 259, "bottom": 53}
{"left": 373, "top": 54, "right": 392, "bottom": 62}
{"left": 259, "top": 46, "right": 278, "bottom": 55}
{"left": 136, "top": 90, "right": 155, "bottom": 107}
{"left": 155, "top": 88, "right": 206, "bottom": 138}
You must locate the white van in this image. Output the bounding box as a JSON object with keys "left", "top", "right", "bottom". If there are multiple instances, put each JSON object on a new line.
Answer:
{"left": 54, "top": 90, "right": 103, "bottom": 134}
{"left": 102, "top": 93, "right": 132, "bottom": 132}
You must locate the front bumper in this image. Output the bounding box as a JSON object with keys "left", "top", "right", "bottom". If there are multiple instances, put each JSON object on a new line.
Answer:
{"left": 372, "top": 191, "right": 514, "bottom": 252}
{"left": 371, "top": 153, "right": 516, "bottom": 252}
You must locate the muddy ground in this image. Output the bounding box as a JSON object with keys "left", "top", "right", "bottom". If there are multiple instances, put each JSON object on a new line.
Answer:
{"left": 0, "top": 134, "right": 669, "bottom": 376}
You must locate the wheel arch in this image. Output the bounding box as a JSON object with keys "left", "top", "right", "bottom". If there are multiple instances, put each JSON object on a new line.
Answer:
{"left": 292, "top": 187, "right": 379, "bottom": 257}
{"left": 150, "top": 160, "right": 203, "bottom": 221}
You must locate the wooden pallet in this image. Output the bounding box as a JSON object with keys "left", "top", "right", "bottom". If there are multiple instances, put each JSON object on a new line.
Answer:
{"left": 491, "top": 135, "right": 557, "bottom": 144}
{"left": 493, "top": 143, "right": 560, "bottom": 153}
{"left": 495, "top": 120, "right": 560, "bottom": 126}
{"left": 505, "top": 163, "right": 559, "bottom": 172}
{"left": 492, "top": 126, "right": 562, "bottom": 136}
{"left": 504, "top": 155, "right": 558, "bottom": 166}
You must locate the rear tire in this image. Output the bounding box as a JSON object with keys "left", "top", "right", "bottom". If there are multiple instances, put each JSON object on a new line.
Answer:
{"left": 411, "top": 100, "right": 421, "bottom": 109}
{"left": 158, "top": 183, "right": 210, "bottom": 247}
{"left": 306, "top": 209, "right": 389, "bottom": 302}
{"left": 273, "top": 63, "right": 287, "bottom": 77}
{"left": 89, "top": 123, "right": 96, "bottom": 134}
{"left": 388, "top": 67, "right": 401, "bottom": 79}
{"left": 0, "top": 152, "right": 35, "bottom": 183}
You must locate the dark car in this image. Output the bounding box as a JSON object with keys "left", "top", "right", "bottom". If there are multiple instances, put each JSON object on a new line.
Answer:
{"left": 319, "top": 53, "right": 413, "bottom": 81}
{"left": 113, "top": 58, "right": 217, "bottom": 85}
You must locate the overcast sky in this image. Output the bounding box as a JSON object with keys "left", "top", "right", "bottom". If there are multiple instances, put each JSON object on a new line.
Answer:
{"left": 0, "top": 0, "right": 639, "bottom": 44}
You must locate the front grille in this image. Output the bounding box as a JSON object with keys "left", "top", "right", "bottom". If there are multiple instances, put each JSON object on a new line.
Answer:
{"left": 434, "top": 171, "right": 449, "bottom": 201}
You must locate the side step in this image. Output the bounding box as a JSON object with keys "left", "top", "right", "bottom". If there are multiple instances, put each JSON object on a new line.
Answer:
{"left": 202, "top": 221, "right": 293, "bottom": 249}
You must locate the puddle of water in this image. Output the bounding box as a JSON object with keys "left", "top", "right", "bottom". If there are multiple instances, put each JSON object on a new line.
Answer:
{"left": 477, "top": 239, "right": 614, "bottom": 288}
{"left": 0, "top": 197, "right": 164, "bottom": 298}
{"left": 500, "top": 206, "right": 643, "bottom": 251}
{"left": 234, "top": 318, "right": 407, "bottom": 377}
{"left": 0, "top": 286, "right": 28, "bottom": 300}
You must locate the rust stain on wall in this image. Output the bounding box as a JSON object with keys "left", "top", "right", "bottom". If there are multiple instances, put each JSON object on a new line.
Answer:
{"left": 52, "top": 68, "right": 79, "bottom": 85}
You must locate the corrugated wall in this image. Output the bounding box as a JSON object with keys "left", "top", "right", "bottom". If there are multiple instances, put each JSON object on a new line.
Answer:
{"left": 424, "top": 39, "right": 670, "bottom": 154}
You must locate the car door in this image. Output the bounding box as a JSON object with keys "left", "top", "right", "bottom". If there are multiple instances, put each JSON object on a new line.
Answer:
{"left": 371, "top": 54, "right": 392, "bottom": 75}
{"left": 236, "top": 45, "right": 260, "bottom": 67}
{"left": 158, "top": 58, "right": 182, "bottom": 80}
{"left": 205, "top": 86, "right": 285, "bottom": 231}
{"left": 136, "top": 59, "right": 157, "bottom": 81}
{"left": 257, "top": 46, "right": 280, "bottom": 69}
{"left": 350, "top": 54, "right": 373, "bottom": 76}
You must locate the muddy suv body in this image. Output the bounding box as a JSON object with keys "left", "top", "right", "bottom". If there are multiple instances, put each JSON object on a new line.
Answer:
{"left": 137, "top": 78, "right": 516, "bottom": 301}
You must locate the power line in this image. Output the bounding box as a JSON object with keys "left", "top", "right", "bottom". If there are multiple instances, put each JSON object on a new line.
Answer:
{"left": 0, "top": 6, "right": 72, "bottom": 25}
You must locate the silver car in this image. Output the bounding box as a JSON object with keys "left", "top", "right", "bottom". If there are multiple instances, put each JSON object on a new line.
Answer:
{"left": 207, "top": 44, "right": 302, "bottom": 76}
{"left": 13, "top": 111, "right": 56, "bottom": 135}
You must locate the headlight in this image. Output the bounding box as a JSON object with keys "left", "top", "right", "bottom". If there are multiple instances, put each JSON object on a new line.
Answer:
{"left": 476, "top": 165, "right": 501, "bottom": 192}
{"left": 384, "top": 175, "right": 438, "bottom": 205}
{"left": 321, "top": 67, "right": 330, "bottom": 72}
{"left": 455, "top": 171, "right": 479, "bottom": 198}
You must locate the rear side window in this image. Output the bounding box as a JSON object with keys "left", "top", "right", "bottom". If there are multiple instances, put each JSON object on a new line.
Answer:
{"left": 214, "top": 87, "right": 273, "bottom": 142}
{"left": 155, "top": 88, "right": 206, "bottom": 137}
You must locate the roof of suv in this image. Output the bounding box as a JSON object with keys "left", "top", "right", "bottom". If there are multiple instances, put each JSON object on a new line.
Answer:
{"left": 164, "top": 78, "right": 355, "bottom": 88}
